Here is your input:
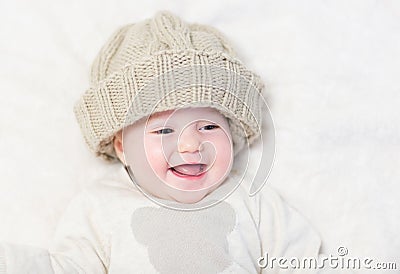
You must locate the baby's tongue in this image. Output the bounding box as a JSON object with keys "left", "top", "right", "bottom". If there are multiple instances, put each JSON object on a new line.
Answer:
{"left": 173, "top": 164, "right": 204, "bottom": 176}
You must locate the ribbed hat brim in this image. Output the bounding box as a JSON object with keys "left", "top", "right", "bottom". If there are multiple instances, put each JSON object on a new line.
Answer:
{"left": 74, "top": 50, "right": 264, "bottom": 161}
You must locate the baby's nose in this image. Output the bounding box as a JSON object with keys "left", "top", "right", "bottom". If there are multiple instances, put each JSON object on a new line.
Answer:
{"left": 177, "top": 125, "right": 202, "bottom": 153}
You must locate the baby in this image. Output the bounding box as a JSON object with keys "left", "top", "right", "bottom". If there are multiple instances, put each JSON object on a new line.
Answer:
{"left": 0, "top": 11, "right": 322, "bottom": 273}
{"left": 115, "top": 107, "right": 235, "bottom": 205}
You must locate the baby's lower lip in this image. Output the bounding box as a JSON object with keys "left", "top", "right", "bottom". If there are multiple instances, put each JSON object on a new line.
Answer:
{"left": 169, "top": 168, "right": 207, "bottom": 180}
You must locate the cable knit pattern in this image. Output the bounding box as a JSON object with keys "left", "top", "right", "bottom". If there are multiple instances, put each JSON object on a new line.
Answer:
{"left": 74, "top": 10, "right": 264, "bottom": 161}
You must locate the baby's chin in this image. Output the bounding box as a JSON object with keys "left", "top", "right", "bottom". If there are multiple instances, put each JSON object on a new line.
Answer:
{"left": 177, "top": 193, "right": 211, "bottom": 204}
{"left": 164, "top": 177, "right": 229, "bottom": 204}
{"left": 162, "top": 187, "right": 213, "bottom": 204}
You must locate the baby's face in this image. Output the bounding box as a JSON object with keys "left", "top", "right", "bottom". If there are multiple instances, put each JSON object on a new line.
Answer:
{"left": 121, "top": 107, "right": 233, "bottom": 204}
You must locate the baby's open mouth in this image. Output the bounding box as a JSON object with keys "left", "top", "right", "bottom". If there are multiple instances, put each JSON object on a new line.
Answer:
{"left": 169, "top": 164, "right": 207, "bottom": 177}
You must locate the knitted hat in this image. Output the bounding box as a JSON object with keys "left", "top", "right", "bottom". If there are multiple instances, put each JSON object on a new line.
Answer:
{"left": 74, "top": 11, "right": 265, "bottom": 161}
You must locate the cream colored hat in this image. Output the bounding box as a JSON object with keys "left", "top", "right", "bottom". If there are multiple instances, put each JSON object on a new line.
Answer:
{"left": 74, "top": 11, "right": 265, "bottom": 161}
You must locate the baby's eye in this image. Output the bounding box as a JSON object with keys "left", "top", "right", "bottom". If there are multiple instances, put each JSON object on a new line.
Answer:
{"left": 152, "top": 128, "right": 174, "bottom": 134}
{"left": 199, "top": 124, "right": 220, "bottom": 131}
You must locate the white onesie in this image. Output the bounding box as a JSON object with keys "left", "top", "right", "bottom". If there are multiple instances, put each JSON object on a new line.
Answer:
{"left": 0, "top": 165, "right": 321, "bottom": 273}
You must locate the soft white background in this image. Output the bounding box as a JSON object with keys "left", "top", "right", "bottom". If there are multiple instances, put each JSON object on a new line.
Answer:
{"left": 0, "top": 0, "right": 399, "bottom": 272}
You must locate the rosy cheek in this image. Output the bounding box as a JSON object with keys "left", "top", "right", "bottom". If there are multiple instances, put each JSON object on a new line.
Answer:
{"left": 144, "top": 139, "right": 169, "bottom": 176}
{"left": 218, "top": 146, "right": 232, "bottom": 162}
{"left": 216, "top": 130, "right": 233, "bottom": 152}
{"left": 211, "top": 134, "right": 233, "bottom": 170}
{"left": 218, "top": 144, "right": 233, "bottom": 167}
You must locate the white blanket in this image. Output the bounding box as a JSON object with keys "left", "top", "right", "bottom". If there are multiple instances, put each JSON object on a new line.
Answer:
{"left": 0, "top": 0, "right": 399, "bottom": 273}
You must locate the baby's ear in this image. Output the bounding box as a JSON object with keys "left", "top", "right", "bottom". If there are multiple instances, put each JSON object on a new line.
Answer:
{"left": 113, "top": 130, "right": 124, "bottom": 163}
